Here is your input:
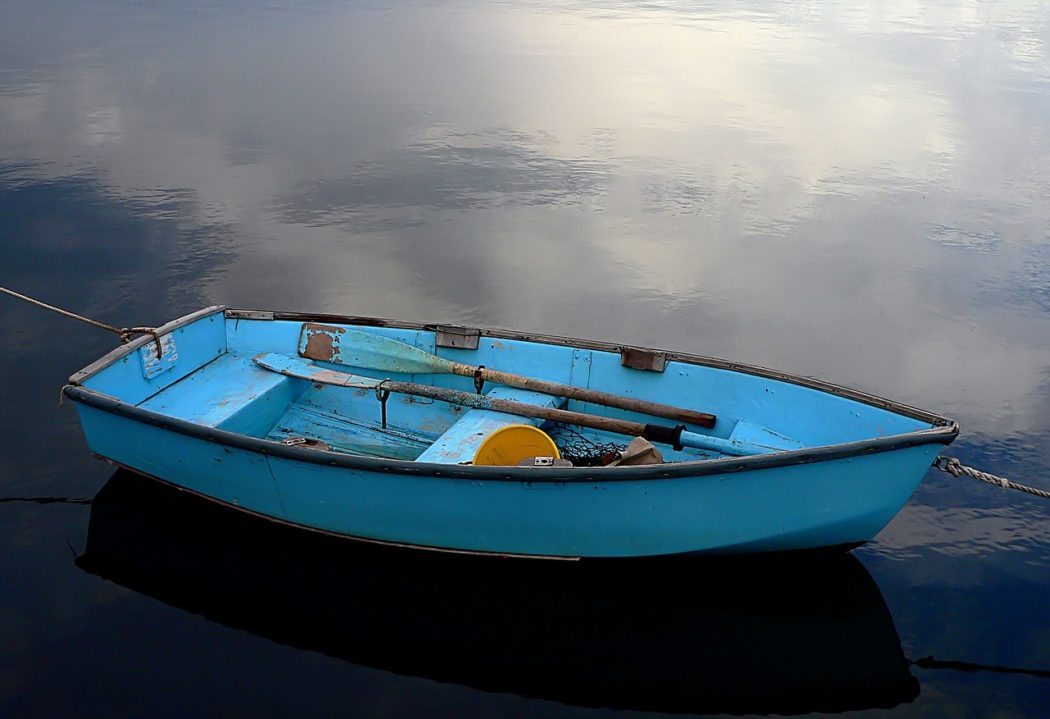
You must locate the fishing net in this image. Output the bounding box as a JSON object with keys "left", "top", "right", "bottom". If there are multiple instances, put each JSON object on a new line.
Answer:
{"left": 548, "top": 425, "right": 627, "bottom": 467}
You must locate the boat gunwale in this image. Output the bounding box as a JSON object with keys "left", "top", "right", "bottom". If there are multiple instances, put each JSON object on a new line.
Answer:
{"left": 64, "top": 306, "right": 959, "bottom": 482}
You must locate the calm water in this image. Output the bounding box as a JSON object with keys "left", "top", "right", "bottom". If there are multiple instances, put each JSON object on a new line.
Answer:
{"left": 2, "top": 0, "right": 1049, "bottom": 715}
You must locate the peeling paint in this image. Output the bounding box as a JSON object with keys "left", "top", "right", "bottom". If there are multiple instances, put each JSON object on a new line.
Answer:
{"left": 302, "top": 329, "right": 339, "bottom": 362}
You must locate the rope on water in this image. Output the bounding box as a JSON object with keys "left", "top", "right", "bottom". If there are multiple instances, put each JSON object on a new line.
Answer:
{"left": 0, "top": 285, "right": 162, "bottom": 352}
{"left": 934, "top": 456, "right": 1050, "bottom": 500}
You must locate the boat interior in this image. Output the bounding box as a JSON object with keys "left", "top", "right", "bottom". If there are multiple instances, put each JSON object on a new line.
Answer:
{"left": 75, "top": 308, "right": 939, "bottom": 466}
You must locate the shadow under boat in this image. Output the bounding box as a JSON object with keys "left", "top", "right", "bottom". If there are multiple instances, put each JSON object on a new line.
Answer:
{"left": 77, "top": 470, "right": 920, "bottom": 716}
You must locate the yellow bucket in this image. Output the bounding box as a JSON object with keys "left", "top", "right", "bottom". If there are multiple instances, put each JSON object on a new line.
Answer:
{"left": 473, "top": 425, "right": 561, "bottom": 466}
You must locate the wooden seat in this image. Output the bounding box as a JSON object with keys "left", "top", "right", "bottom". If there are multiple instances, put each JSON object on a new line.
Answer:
{"left": 139, "top": 353, "right": 298, "bottom": 436}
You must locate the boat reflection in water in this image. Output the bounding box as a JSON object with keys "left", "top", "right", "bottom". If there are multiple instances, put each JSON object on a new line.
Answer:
{"left": 78, "top": 471, "right": 919, "bottom": 715}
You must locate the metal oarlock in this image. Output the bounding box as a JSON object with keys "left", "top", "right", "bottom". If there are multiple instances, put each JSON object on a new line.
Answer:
{"left": 375, "top": 381, "right": 392, "bottom": 429}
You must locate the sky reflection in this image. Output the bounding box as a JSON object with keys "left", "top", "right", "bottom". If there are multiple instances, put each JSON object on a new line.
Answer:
{"left": 1, "top": 0, "right": 1049, "bottom": 428}
{"left": 3, "top": 1, "right": 1050, "bottom": 717}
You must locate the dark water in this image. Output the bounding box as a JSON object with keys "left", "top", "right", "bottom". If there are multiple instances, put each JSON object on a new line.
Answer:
{"left": 2, "top": 0, "right": 1048, "bottom": 715}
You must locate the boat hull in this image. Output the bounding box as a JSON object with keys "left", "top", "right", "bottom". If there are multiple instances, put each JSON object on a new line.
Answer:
{"left": 73, "top": 400, "right": 942, "bottom": 557}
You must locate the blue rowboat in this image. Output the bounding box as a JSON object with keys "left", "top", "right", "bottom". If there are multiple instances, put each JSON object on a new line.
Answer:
{"left": 62, "top": 306, "right": 959, "bottom": 558}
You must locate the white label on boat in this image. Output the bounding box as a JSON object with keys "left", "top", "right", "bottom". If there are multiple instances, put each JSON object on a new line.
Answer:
{"left": 139, "top": 335, "right": 178, "bottom": 380}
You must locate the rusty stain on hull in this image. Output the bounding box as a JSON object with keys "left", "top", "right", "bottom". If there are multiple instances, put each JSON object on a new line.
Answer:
{"left": 300, "top": 323, "right": 344, "bottom": 362}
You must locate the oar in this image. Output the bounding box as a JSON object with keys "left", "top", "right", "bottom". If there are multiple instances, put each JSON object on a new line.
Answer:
{"left": 254, "top": 353, "right": 778, "bottom": 457}
{"left": 298, "top": 324, "right": 716, "bottom": 428}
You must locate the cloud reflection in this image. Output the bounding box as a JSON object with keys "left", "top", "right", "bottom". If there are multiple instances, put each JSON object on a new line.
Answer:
{"left": 1, "top": 0, "right": 1049, "bottom": 440}
{"left": 3, "top": 6, "right": 1050, "bottom": 711}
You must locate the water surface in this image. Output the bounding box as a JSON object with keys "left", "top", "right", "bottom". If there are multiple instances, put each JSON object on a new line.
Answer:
{"left": 2, "top": 1, "right": 1049, "bottom": 716}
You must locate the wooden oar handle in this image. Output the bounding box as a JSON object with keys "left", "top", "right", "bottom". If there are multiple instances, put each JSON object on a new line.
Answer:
{"left": 386, "top": 380, "right": 690, "bottom": 448}
{"left": 301, "top": 324, "right": 717, "bottom": 428}
{"left": 454, "top": 366, "right": 716, "bottom": 429}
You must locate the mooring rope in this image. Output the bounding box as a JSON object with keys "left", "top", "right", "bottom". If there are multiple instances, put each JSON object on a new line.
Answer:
{"left": 0, "top": 285, "right": 162, "bottom": 352}
{"left": 934, "top": 456, "right": 1050, "bottom": 500}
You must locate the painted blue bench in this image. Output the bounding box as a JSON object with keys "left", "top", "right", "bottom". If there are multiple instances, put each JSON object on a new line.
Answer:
{"left": 139, "top": 353, "right": 299, "bottom": 437}
{"left": 415, "top": 386, "right": 565, "bottom": 465}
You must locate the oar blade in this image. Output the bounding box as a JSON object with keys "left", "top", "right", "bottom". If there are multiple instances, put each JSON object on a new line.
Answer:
{"left": 299, "top": 323, "right": 456, "bottom": 375}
